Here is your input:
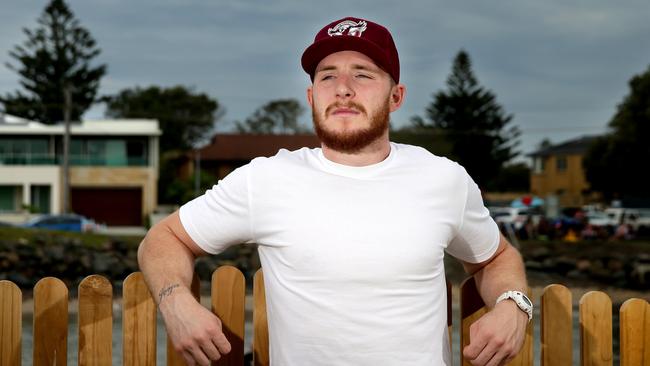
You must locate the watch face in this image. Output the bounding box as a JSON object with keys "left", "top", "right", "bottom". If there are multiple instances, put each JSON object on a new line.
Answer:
{"left": 521, "top": 295, "right": 532, "bottom": 306}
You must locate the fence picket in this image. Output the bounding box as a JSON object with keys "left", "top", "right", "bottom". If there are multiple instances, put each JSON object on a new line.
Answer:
{"left": 212, "top": 265, "right": 245, "bottom": 365}
{"left": 123, "top": 272, "right": 156, "bottom": 366}
{"left": 1, "top": 271, "right": 648, "bottom": 366}
{"left": 78, "top": 275, "right": 113, "bottom": 365}
{"left": 620, "top": 298, "right": 650, "bottom": 366}
{"left": 253, "top": 270, "right": 269, "bottom": 366}
{"left": 0, "top": 281, "right": 21, "bottom": 366}
{"left": 460, "top": 277, "right": 533, "bottom": 366}
{"left": 33, "top": 277, "right": 68, "bottom": 366}
{"left": 167, "top": 273, "right": 201, "bottom": 366}
{"left": 541, "top": 284, "right": 572, "bottom": 366}
{"left": 579, "top": 291, "right": 612, "bottom": 366}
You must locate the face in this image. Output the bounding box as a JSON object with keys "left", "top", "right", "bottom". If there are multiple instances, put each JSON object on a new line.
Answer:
{"left": 307, "top": 50, "right": 405, "bottom": 153}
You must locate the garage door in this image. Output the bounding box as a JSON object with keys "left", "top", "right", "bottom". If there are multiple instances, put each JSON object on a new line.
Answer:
{"left": 71, "top": 187, "right": 142, "bottom": 226}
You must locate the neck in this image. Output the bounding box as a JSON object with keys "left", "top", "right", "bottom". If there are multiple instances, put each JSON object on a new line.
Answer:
{"left": 321, "top": 131, "right": 391, "bottom": 167}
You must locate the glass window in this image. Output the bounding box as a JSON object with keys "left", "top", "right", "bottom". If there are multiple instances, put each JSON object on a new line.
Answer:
{"left": 30, "top": 185, "right": 51, "bottom": 214}
{"left": 556, "top": 156, "right": 567, "bottom": 172}
{"left": 0, "top": 186, "right": 19, "bottom": 212}
{"left": 106, "top": 139, "right": 127, "bottom": 166}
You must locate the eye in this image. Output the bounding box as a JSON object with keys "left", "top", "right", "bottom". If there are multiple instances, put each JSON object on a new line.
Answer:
{"left": 320, "top": 74, "right": 334, "bottom": 81}
{"left": 356, "top": 74, "right": 371, "bottom": 79}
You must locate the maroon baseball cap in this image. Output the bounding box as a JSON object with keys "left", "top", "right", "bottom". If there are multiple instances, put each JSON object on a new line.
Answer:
{"left": 301, "top": 17, "right": 400, "bottom": 83}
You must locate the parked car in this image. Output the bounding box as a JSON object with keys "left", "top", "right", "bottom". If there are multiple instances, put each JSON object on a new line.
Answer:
{"left": 23, "top": 214, "right": 102, "bottom": 233}
{"left": 489, "top": 207, "right": 542, "bottom": 230}
{"left": 587, "top": 208, "right": 650, "bottom": 231}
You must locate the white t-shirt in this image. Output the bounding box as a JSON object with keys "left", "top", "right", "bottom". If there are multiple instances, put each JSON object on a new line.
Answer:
{"left": 180, "top": 142, "right": 499, "bottom": 366}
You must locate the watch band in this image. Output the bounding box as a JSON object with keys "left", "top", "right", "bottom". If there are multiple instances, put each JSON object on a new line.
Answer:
{"left": 495, "top": 290, "right": 533, "bottom": 321}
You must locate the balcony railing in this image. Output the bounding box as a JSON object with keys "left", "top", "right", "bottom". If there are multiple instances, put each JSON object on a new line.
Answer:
{"left": 0, "top": 154, "right": 148, "bottom": 167}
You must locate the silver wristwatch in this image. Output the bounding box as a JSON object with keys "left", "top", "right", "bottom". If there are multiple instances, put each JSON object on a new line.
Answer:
{"left": 495, "top": 290, "right": 533, "bottom": 321}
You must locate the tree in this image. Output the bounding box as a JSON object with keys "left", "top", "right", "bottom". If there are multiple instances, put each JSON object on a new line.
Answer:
{"left": 236, "top": 99, "right": 309, "bottom": 134}
{"left": 104, "top": 85, "right": 223, "bottom": 152}
{"left": 1, "top": 0, "right": 106, "bottom": 122}
{"left": 414, "top": 50, "right": 520, "bottom": 189}
{"left": 584, "top": 65, "right": 650, "bottom": 201}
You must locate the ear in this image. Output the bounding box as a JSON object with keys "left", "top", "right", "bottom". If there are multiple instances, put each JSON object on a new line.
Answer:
{"left": 306, "top": 86, "right": 314, "bottom": 108}
{"left": 389, "top": 83, "right": 406, "bottom": 113}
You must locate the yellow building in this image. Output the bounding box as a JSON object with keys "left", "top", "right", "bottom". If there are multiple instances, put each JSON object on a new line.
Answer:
{"left": 529, "top": 136, "right": 600, "bottom": 208}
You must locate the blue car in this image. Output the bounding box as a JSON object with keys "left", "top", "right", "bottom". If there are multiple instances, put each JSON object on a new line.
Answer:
{"left": 24, "top": 214, "right": 99, "bottom": 232}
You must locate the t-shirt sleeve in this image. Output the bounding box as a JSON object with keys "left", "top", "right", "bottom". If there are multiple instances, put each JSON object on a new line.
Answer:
{"left": 179, "top": 165, "right": 254, "bottom": 255}
{"left": 445, "top": 167, "right": 500, "bottom": 263}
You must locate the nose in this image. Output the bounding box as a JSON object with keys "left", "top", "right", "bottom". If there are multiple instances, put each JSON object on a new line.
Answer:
{"left": 335, "top": 75, "right": 355, "bottom": 100}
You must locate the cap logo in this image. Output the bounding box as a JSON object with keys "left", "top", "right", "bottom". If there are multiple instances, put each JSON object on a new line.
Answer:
{"left": 327, "top": 19, "right": 367, "bottom": 37}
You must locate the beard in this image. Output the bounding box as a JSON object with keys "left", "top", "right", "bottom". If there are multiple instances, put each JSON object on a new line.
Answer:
{"left": 312, "top": 98, "right": 390, "bottom": 154}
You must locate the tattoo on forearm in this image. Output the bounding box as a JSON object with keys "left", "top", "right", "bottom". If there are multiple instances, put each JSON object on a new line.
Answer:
{"left": 158, "top": 283, "right": 180, "bottom": 303}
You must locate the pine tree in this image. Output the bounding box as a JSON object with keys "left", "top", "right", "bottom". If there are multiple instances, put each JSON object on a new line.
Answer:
{"left": 584, "top": 65, "right": 650, "bottom": 201}
{"left": 1, "top": 0, "right": 106, "bottom": 123}
{"left": 416, "top": 50, "right": 520, "bottom": 189}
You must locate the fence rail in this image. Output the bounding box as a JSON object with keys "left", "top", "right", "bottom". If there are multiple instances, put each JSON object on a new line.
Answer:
{"left": 1, "top": 266, "right": 649, "bottom": 365}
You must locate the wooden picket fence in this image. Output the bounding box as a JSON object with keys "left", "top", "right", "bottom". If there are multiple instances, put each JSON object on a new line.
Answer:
{"left": 1, "top": 265, "right": 649, "bottom": 365}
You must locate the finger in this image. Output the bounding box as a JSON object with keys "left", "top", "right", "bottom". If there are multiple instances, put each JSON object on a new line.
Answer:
{"left": 463, "top": 327, "right": 488, "bottom": 360}
{"left": 470, "top": 341, "right": 500, "bottom": 366}
{"left": 213, "top": 332, "right": 232, "bottom": 354}
{"left": 188, "top": 346, "right": 211, "bottom": 366}
{"left": 182, "top": 350, "right": 197, "bottom": 366}
{"left": 200, "top": 339, "right": 222, "bottom": 361}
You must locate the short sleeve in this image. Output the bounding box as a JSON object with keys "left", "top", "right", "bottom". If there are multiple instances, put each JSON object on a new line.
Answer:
{"left": 179, "top": 165, "right": 254, "bottom": 254}
{"left": 445, "top": 168, "right": 500, "bottom": 263}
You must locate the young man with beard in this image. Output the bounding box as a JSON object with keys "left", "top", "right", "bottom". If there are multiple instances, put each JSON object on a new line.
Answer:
{"left": 138, "top": 17, "right": 530, "bottom": 366}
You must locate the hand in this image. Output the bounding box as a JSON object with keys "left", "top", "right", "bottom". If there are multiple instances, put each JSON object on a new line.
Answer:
{"left": 463, "top": 300, "right": 528, "bottom": 366}
{"left": 159, "top": 289, "right": 232, "bottom": 366}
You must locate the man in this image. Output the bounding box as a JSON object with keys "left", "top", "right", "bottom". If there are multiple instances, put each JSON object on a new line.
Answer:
{"left": 138, "top": 17, "right": 531, "bottom": 366}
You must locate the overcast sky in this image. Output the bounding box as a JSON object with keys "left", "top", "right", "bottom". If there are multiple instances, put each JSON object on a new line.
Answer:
{"left": 1, "top": 0, "right": 649, "bottom": 159}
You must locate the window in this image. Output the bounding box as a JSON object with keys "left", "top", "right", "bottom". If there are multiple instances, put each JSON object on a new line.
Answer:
{"left": 30, "top": 185, "right": 51, "bottom": 214}
{"left": 65, "top": 138, "right": 147, "bottom": 166}
{"left": 533, "top": 157, "right": 546, "bottom": 174}
{"left": 556, "top": 156, "right": 567, "bottom": 172}
{"left": 0, "top": 138, "right": 52, "bottom": 164}
{"left": 0, "top": 185, "right": 20, "bottom": 212}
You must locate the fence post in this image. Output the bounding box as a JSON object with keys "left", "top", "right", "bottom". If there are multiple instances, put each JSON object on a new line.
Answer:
{"left": 0, "top": 281, "right": 21, "bottom": 366}
{"left": 253, "top": 269, "right": 269, "bottom": 366}
{"left": 541, "top": 284, "right": 572, "bottom": 366}
{"left": 33, "top": 277, "right": 68, "bottom": 366}
{"left": 212, "top": 265, "right": 245, "bottom": 365}
{"left": 78, "top": 275, "right": 113, "bottom": 365}
{"left": 460, "top": 277, "right": 533, "bottom": 366}
{"left": 619, "top": 298, "right": 650, "bottom": 366}
{"left": 579, "top": 291, "right": 612, "bottom": 366}
{"left": 123, "top": 272, "right": 156, "bottom": 366}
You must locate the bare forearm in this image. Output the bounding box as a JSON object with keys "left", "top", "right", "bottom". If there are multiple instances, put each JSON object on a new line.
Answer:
{"left": 137, "top": 222, "right": 196, "bottom": 305}
{"left": 473, "top": 241, "right": 527, "bottom": 307}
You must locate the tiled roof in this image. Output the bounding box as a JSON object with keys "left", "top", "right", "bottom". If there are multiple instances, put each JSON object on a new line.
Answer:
{"left": 195, "top": 133, "right": 321, "bottom": 160}
{"left": 527, "top": 135, "right": 601, "bottom": 157}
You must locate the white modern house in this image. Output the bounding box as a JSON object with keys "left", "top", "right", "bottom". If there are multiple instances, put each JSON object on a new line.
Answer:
{"left": 0, "top": 113, "right": 160, "bottom": 226}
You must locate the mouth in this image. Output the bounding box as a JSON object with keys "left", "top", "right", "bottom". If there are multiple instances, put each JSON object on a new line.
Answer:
{"left": 330, "top": 107, "right": 361, "bottom": 117}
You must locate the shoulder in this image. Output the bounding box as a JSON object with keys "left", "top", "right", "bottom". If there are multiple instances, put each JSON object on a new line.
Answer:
{"left": 391, "top": 142, "right": 467, "bottom": 177}
{"left": 248, "top": 146, "right": 320, "bottom": 171}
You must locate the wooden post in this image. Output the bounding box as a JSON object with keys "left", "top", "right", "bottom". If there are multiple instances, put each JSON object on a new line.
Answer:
{"left": 619, "top": 298, "right": 650, "bottom": 366}
{"left": 123, "top": 272, "right": 157, "bottom": 366}
{"left": 579, "top": 291, "right": 612, "bottom": 366}
{"left": 541, "top": 284, "right": 572, "bottom": 366}
{"left": 253, "top": 270, "right": 269, "bottom": 366}
{"left": 212, "top": 265, "right": 246, "bottom": 365}
{"left": 0, "top": 281, "right": 21, "bottom": 366}
{"left": 33, "top": 277, "right": 68, "bottom": 366}
{"left": 78, "top": 275, "right": 113, "bottom": 365}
